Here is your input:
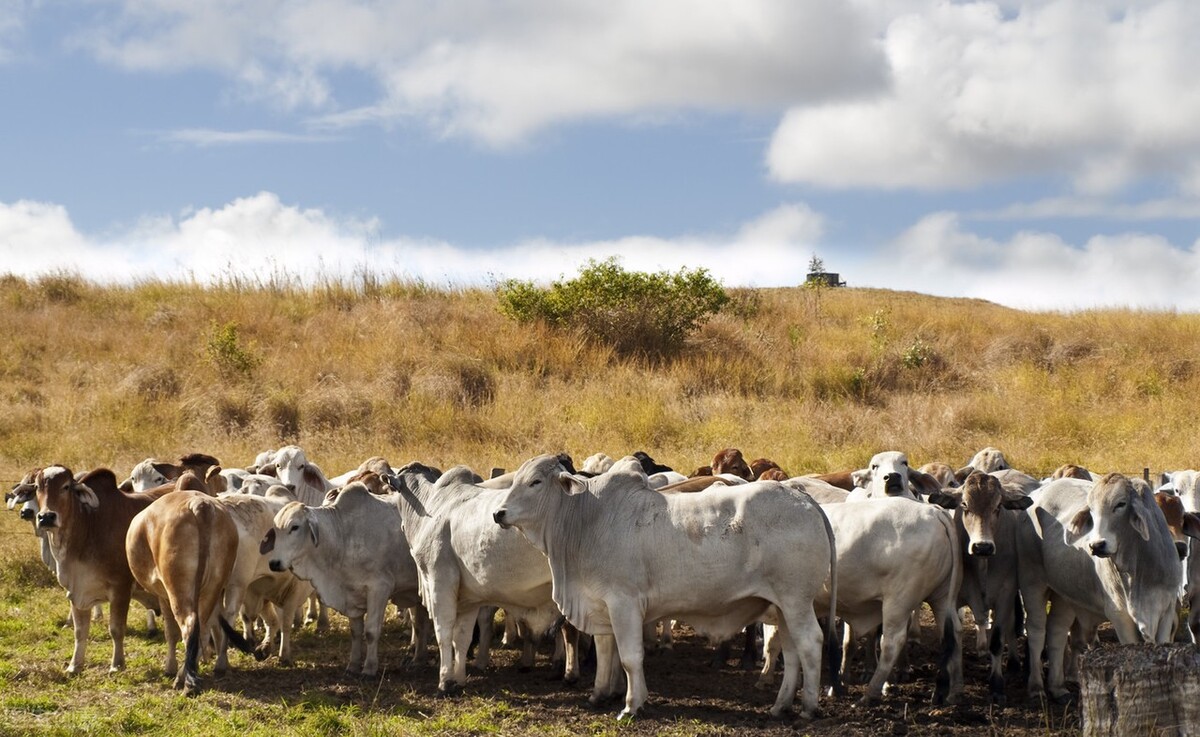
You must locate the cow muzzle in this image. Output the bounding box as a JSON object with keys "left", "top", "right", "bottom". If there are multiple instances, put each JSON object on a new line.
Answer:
{"left": 1176, "top": 541, "right": 1188, "bottom": 560}
{"left": 883, "top": 474, "right": 904, "bottom": 495}
{"left": 969, "top": 541, "right": 995, "bottom": 557}
{"left": 268, "top": 559, "right": 287, "bottom": 573}
{"left": 492, "top": 509, "right": 510, "bottom": 528}
{"left": 36, "top": 511, "right": 57, "bottom": 529}
{"left": 1089, "top": 540, "right": 1113, "bottom": 558}
{"left": 19, "top": 505, "right": 36, "bottom": 522}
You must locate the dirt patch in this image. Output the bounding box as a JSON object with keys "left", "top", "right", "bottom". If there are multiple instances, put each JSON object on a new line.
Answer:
{"left": 215, "top": 613, "right": 1081, "bottom": 736}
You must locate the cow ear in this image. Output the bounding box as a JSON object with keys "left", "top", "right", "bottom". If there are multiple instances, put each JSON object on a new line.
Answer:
{"left": 850, "top": 469, "right": 871, "bottom": 489}
{"left": 1001, "top": 490, "right": 1034, "bottom": 511}
{"left": 1158, "top": 472, "right": 1173, "bottom": 490}
{"left": 1065, "top": 508, "right": 1093, "bottom": 545}
{"left": 73, "top": 481, "right": 100, "bottom": 509}
{"left": 119, "top": 478, "right": 134, "bottom": 493}
{"left": 308, "top": 518, "right": 319, "bottom": 547}
{"left": 1182, "top": 513, "right": 1200, "bottom": 541}
{"left": 954, "top": 465, "right": 975, "bottom": 484}
{"left": 152, "top": 462, "right": 177, "bottom": 479}
{"left": 557, "top": 472, "right": 588, "bottom": 495}
{"left": 1128, "top": 494, "right": 1152, "bottom": 542}
{"left": 927, "top": 490, "right": 961, "bottom": 510}
{"left": 907, "top": 470, "right": 941, "bottom": 498}
{"left": 260, "top": 463, "right": 278, "bottom": 477}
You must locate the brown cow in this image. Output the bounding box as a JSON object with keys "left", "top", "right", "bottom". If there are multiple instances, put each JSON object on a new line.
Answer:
{"left": 1153, "top": 491, "right": 1199, "bottom": 560}
{"left": 750, "top": 458, "right": 786, "bottom": 480}
{"left": 758, "top": 468, "right": 789, "bottom": 482}
{"left": 711, "top": 448, "right": 753, "bottom": 481}
{"left": 805, "top": 470, "right": 855, "bottom": 491}
{"left": 1051, "top": 464, "right": 1093, "bottom": 481}
{"left": 13, "top": 466, "right": 170, "bottom": 673}
{"left": 126, "top": 489, "right": 256, "bottom": 693}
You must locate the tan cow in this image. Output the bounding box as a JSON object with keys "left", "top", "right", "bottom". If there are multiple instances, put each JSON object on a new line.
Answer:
{"left": 13, "top": 466, "right": 169, "bottom": 674}
{"left": 126, "top": 489, "right": 256, "bottom": 694}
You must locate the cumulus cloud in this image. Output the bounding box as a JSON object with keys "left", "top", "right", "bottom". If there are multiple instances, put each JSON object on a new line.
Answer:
{"left": 0, "top": 0, "right": 28, "bottom": 62}
{"left": 0, "top": 194, "right": 823, "bottom": 287}
{"left": 5, "top": 193, "right": 1197, "bottom": 311}
{"left": 769, "top": 1, "right": 1200, "bottom": 193}
{"left": 72, "top": 0, "right": 887, "bottom": 144}
{"left": 856, "top": 212, "right": 1200, "bottom": 310}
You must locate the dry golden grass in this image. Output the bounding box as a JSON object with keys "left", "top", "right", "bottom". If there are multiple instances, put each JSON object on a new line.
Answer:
{"left": 1, "top": 274, "right": 1197, "bottom": 483}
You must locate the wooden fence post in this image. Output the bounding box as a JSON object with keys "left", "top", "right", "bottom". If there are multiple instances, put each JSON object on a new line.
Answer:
{"left": 1079, "top": 644, "right": 1200, "bottom": 736}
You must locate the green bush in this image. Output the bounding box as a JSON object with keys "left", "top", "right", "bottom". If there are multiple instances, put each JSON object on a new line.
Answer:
{"left": 496, "top": 258, "right": 728, "bottom": 357}
{"left": 204, "top": 321, "right": 262, "bottom": 378}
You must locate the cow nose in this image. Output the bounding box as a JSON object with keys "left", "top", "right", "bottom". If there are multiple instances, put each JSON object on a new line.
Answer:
{"left": 36, "top": 511, "right": 56, "bottom": 528}
{"left": 268, "top": 560, "right": 285, "bottom": 573}
{"left": 1089, "top": 540, "right": 1111, "bottom": 557}
{"left": 492, "top": 509, "right": 506, "bottom": 525}
{"left": 19, "top": 506, "right": 35, "bottom": 521}
{"left": 1176, "top": 541, "right": 1188, "bottom": 560}
{"left": 970, "top": 541, "right": 995, "bottom": 557}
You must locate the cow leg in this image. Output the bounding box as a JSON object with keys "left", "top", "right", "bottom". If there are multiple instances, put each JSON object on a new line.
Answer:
{"left": 756, "top": 622, "right": 780, "bottom": 689}
{"left": 1044, "top": 600, "right": 1078, "bottom": 702}
{"left": 1021, "top": 584, "right": 1049, "bottom": 699}
{"left": 862, "top": 605, "right": 910, "bottom": 705}
{"left": 472, "top": 607, "right": 496, "bottom": 671}
{"left": 774, "top": 606, "right": 823, "bottom": 719}
{"left": 740, "top": 623, "right": 760, "bottom": 670}
{"left": 145, "top": 608, "right": 158, "bottom": 636}
{"left": 518, "top": 620, "right": 536, "bottom": 672}
{"left": 451, "top": 608, "right": 479, "bottom": 688}
{"left": 108, "top": 592, "right": 131, "bottom": 673}
{"left": 254, "top": 599, "right": 279, "bottom": 661}
{"left": 501, "top": 609, "right": 519, "bottom": 648}
{"left": 346, "top": 614, "right": 365, "bottom": 675}
{"left": 589, "top": 633, "right": 620, "bottom": 706}
{"left": 362, "top": 593, "right": 390, "bottom": 677}
{"left": 66, "top": 604, "right": 93, "bottom": 674}
{"left": 608, "top": 604, "right": 648, "bottom": 719}
{"left": 428, "top": 589, "right": 461, "bottom": 694}
{"left": 160, "top": 609, "right": 181, "bottom": 686}
{"left": 929, "top": 597, "right": 963, "bottom": 705}
{"left": 559, "top": 620, "right": 581, "bottom": 684}
{"left": 408, "top": 605, "right": 432, "bottom": 667}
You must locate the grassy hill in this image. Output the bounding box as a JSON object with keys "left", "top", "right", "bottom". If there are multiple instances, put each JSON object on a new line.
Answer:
{"left": 2, "top": 273, "right": 1196, "bottom": 482}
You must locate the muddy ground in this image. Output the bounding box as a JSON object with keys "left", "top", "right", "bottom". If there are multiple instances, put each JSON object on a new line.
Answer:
{"left": 216, "top": 611, "right": 1083, "bottom": 736}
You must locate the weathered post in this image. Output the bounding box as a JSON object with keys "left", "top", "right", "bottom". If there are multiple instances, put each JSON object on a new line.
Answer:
{"left": 1079, "top": 644, "right": 1200, "bottom": 736}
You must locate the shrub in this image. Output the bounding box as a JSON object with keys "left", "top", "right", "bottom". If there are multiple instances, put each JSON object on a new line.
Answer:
{"left": 496, "top": 258, "right": 728, "bottom": 357}
{"left": 204, "top": 321, "right": 262, "bottom": 378}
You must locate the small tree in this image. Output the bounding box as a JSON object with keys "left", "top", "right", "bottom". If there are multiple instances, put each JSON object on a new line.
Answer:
{"left": 496, "top": 258, "right": 728, "bottom": 358}
{"left": 807, "top": 253, "right": 825, "bottom": 275}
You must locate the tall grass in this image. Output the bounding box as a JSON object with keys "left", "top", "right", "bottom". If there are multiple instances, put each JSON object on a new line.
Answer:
{"left": 1, "top": 275, "right": 1196, "bottom": 479}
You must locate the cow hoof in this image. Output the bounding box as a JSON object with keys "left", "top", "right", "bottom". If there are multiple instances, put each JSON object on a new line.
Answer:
{"left": 616, "top": 708, "right": 637, "bottom": 721}
{"left": 857, "top": 694, "right": 881, "bottom": 708}
{"left": 437, "top": 681, "right": 462, "bottom": 697}
{"left": 213, "top": 666, "right": 228, "bottom": 678}
{"left": 768, "top": 706, "right": 791, "bottom": 720}
{"left": 254, "top": 647, "right": 271, "bottom": 662}
{"left": 561, "top": 673, "right": 579, "bottom": 686}
{"left": 1050, "top": 691, "right": 1075, "bottom": 706}
{"left": 754, "top": 678, "right": 775, "bottom": 691}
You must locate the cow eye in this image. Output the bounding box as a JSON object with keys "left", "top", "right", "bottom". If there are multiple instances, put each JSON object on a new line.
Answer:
{"left": 529, "top": 479, "right": 542, "bottom": 487}
{"left": 1114, "top": 501, "right": 1126, "bottom": 511}
{"left": 289, "top": 524, "right": 299, "bottom": 532}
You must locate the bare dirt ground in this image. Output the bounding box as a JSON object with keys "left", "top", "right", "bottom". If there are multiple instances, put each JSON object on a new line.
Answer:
{"left": 215, "top": 611, "right": 1082, "bottom": 736}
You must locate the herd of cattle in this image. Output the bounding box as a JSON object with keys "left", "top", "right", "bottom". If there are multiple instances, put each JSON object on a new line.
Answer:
{"left": 6, "top": 444, "right": 1200, "bottom": 721}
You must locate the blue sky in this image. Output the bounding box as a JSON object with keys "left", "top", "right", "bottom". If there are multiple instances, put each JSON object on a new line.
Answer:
{"left": 2, "top": 1, "right": 1199, "bottom": 309}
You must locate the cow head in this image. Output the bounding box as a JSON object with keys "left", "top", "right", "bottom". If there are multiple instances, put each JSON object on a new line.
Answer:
{"left": 758, "top": 468, "right": 788, "bottom": 482}
{"left": 1051, "top": 464, "right": 1093, "bottom": 482}
{"left": 918, "top": 462, "right": 959, "bottom": 489}
{"left": 1067, "top": 474, "right": 1180, "bottom": 558}
{"left": 632, "top": 451, "right": 672, "bottom": 476}
{"left": 120, "top": 458, "right": 175, "bottom": 493}
{"left": 851, "top": 451, "right": 913, "bottom": 499}
{"left": 262, "top": 501, "right": 318, "bottom": 573}
{"left": 580, "top": 453, "right": 615, "bottom": 475}
{"left": 968, "top": 447, "right": 1010, "bottom": 474}
{"left": 930, "top": 472, "right": 1033, "bottom": 556}
{"left": 493, "top": 454, "right": 585, "bottom": 532}
{"left": 1152, "top": 491, "right": 1200, "bottom": 559}
{"left": 33, "top": 466, "right": 99, "bottom": 531}
{"left": 711, "top": 448, "right": 753, "bottom": 481}
{"left": 750, "top": 458, "right": 784, "bottom": 480}
{"left": 8, "top": 469, "right": 41, "bottom": 520}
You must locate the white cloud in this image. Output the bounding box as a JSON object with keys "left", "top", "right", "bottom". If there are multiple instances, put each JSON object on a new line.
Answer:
{"left": 769, "top": 1, "right": 1200, "bottom": 193}
{"left": 0, "top": 0, "right": 28, "bottom": 63}
{"left": 857, "top": 212, "right": 1200, "bottom": 310}
{"left": 0, "top": 194, "right": 823, "bottom": 286}
{"left": 6, "top": 194, "right": 1198, "bottom": 311}
{"left": 73, "top": 0, "right": 887, "bottom": 144}
{"left": 158, "top": 128, "right": 339, "bottom": 146}
{"left": 967, "top": 196, "right": 1200, "bottom": 221}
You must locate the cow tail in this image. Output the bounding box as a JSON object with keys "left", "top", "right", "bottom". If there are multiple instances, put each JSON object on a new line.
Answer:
{"left": 219, "top": 616, "right": 262, "bottom": 659}
{"left": 184, "top": 501, "right": 213, "bottom": 687}
{"left": 819, "top": 506, "right": 842, "bottom": 697}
